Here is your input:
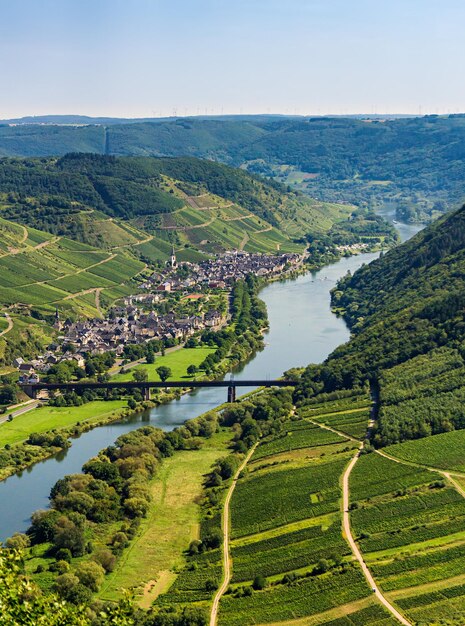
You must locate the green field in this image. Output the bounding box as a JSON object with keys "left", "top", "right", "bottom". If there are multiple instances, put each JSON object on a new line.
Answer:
{"left": 349, "top": 451, "right": 465, "bottom": 624}
{"left": 0, "top": 400, "right": 127, "bottom": 447}
{"left": 99, "top": 429, "right": 233, "bottom": 606}
{"left": 386, "top": 429, "right": 465, "bottom": 472}
{"left": 113, "top": 346, "right": 215, "bottom": 382}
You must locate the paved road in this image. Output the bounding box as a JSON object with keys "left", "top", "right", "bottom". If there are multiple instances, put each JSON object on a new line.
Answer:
{"left": 210, "top": 443, "right": 258, "bottom": 626}
{"left": 0, "top": 400, "right": 41, "bottom": 425}
{"left": 342, "top": 447, "right": 412, "bottom": 626}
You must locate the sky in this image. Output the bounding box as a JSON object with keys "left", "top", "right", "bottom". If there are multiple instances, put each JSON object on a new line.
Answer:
{"left": 1, "top": 0, "right": 465, "bottom": 118}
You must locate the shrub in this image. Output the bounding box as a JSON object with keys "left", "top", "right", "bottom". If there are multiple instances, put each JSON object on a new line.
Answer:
{"left": 75, "top": 561, "right": 105, "bottom": 592}
{"left": 5, "top": 533, "right": 30, "bottom": 550}
{"left": 93, "top": 548, "right": 116, "bottom": 573}
{"left": 252, "top": 575, "right": 267, "bottom": 590}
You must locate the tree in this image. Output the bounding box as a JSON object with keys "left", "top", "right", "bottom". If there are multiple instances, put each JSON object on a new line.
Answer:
{"left": 156, "top": 366, "right": 172, "bottom": 383}
{"left": 0, "top": 549, "right": 134, "bottom": 624}
{"left": 187, "top": 364, "right": 198, "bottom": 376}
{"left": 252, "top": 575, "right": 267, "bottom": 590}
{"left": 5, "top": 533, "right": 30, "bottom": 550}
{"left": 0, "top": 384, "right": 18, "bottom": 406}
{"left": 132, "top": 369, "right": 148, "bottom": 383}
{"left": 75, "top": 561, "right": 105, "bottom": 592}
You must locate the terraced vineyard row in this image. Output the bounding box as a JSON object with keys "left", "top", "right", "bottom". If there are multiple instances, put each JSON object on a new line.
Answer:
{"left": 213, "top": 395, "right": 395, "bottom": 626}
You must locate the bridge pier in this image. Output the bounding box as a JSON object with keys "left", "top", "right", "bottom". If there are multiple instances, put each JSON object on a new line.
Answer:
{"left": 227, "top": 385, "right": 236, "bottom": 403}
{"left": 144, "top": 387, "right": 150, "bottom": 401}
{"left": 22, "top": 385, "right": 37, "bottom": 399}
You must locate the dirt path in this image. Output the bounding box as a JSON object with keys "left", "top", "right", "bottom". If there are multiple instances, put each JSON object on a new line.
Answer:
{"left": 238, "top": 232, "right": 249, "bottom": 251}
{"left": 342, "top": 446, "right": 412, "bottom": 625}
{"left": 95, "top": 288, "right": 102, "bottom": 316}
{"left": 210, "top": 443, "right": 258, "bottom": 626}
{"left": 306, "top": 417, "right": 358, "bottom": 443}
{"left": 0, "top": 313, "right": 13, "bottom": 338}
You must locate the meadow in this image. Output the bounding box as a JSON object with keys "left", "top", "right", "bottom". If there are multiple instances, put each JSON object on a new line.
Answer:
{"left": 0, "top": 400, "right": 127, "bottom": 447}
{"left": 99, "top": 429, "right": 233, "bottom": 606}
{"left": 112, "top": 346, "right": 215, "bottom": 382}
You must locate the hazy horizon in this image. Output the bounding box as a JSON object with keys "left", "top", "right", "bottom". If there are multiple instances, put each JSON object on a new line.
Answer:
{"left": 1, "top": 0, "right": 465, "bottom": 119}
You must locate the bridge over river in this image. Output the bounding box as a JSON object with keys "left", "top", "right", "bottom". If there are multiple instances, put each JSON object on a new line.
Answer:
{"left": 21, "top": 379, "right": 298, "bottom": 403}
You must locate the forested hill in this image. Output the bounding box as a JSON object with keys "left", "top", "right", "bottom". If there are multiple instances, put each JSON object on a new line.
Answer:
{"left": 0, "top": 153, "right": 351, "bottom": 253}
{"left": 2, "top": 115, "right": 465, "bottom": 218}
{"left": 296, "top": 204, "right": 465, "bottom": 446}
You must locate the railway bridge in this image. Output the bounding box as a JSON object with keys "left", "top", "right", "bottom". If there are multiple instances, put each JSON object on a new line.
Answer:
{"left": 20, "top": 379, "right": 298, "bottom": 403}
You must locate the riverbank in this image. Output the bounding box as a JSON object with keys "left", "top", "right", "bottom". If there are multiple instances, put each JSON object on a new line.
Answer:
{"left": 0, "top": 247, "right": 394, "bottom": 541}
{"left": 0, "top": 279, "right": 267, "bottom": 483}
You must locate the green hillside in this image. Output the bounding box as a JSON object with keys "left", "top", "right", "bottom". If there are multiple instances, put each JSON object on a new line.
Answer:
{"left": 296, "top": 204, "right": 465, "bottom": 446}
{"left": 2, "top": 116, "right": 465, "bottom": 219}
{"left": 0, "top": 154, "right": 356, "bottom": 258}
{"left": 0, "top": 216, "right": 146, "bottom": 365}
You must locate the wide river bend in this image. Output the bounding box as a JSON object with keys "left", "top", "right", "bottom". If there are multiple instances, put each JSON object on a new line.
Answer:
{"left": 0, "top": 212, "right": 422, "bottom": 540}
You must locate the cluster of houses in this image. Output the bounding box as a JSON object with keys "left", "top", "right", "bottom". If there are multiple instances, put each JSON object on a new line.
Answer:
{"left": 140, "top": 251, "right": 302, "bottom": 292}
{"left": 61, "top": 307, "right": 225, "bottom": 356}
{"left": 17, "top": 307, "right": 225, "bottom": 384}
{"left": 16, "top": 251, "right": 302, "bottom": 384}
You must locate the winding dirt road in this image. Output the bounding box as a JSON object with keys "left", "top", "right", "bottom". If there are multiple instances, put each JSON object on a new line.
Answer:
{"left": 0, "top": 314, "right": 13, "bottom": 337}
{"left": 210, "top": 443, "right": 258, "bottom": 626}
{"left": 342, "top": 447, "right": 412, "bottom": 625}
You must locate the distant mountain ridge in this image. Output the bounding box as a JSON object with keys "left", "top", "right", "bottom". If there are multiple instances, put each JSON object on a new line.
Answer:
{"left": 0, "top": 115, "right": 464, "bottom": 218}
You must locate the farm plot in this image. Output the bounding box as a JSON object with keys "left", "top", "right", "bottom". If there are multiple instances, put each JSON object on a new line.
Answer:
{"left": 353, "top": 485, "right": 465, "bottom": 552}
{"left": 311, "top": 409, "right": 371, "bottom": 440}
{"left": 231, "top": 522, "right": 350, "bottom": 582}
{"left": 218, "top": 566, "right": 371, "bottom": 626}
{"left": 230, "top": 458, "right": 347, "bottom": 538}
{"left": 299, "top": 393, "right": 371, "bottom": 417}
{"left": 252, "top": 422, "right": 346, "bottom": 460}
{"left": 47, "top": 246, "right": 111, "bottom": 269}
{"left": 349, "top": 451, "right": 465, "bottom": 624}
{"left": 87, "top": 254, "right": 144, "bottom": 281}
{"left": 349, "top": 452, "right": 432, "bottom": 500}
{"left": 386, "top": 428, "right": 465, "bottom": 472}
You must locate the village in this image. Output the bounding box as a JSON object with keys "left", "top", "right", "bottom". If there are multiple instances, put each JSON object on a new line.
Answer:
{"left": 17, "top": 250, "right": 303, "bottom": 383}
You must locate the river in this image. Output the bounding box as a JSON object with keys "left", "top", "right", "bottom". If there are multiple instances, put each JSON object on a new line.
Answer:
{"left": 0, "top": 217, "right": 423, "bottom": 541}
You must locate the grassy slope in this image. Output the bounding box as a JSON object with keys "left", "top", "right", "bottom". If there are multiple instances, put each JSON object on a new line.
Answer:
{"left": 0, "top": 400, "right": 127, "bottom": 447}
{"left": 99, "top": 429, "right": 233, "bottom": 605}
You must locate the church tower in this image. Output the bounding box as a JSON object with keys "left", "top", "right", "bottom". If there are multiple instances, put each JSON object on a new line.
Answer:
{"left": 53, "top": 307, "right": 62, "bottom": 331}
{"left": 170, "top": 246, "right": 177, "bottom": 268}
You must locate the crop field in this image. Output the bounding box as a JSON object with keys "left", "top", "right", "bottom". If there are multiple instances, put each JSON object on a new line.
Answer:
{"left": 175, "top": 247, "right": 208, "bottom": 263}
{"left": 230, "top": 458, "right": 347, "bottom": 538}
{"left": 47, "top": 246, "right": 111, "bottom": 269}
{"left": 252, "top": 421, "right": 346, "bottom": 460}
{"left": 218, "top": 566, "right": 371, "bottom": 626}
{"left": 348, "top": 450, "right": 465, "bottom": 624}
{"left": 299, "top": 393, "right": 371, "bottom": 416}
{"left": 86, "top": 253, "right": 144, "bottom": 281}
{"left": 49, "top": 271, "right": 114, "bottom": 293}
{"left": 134, "top": 237, "right": 172, "bottom": 262}
{"left": 231, "top": 522, "right": 350, "bottom": 582}
{"left": 386, "top": 429, "right": 465, "bottom": 472}
{"left": 350, "top": 453, "right": 432, "bottom": 500}
{"left": 311, "top": 409, "right": 371, "bottom": 440}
